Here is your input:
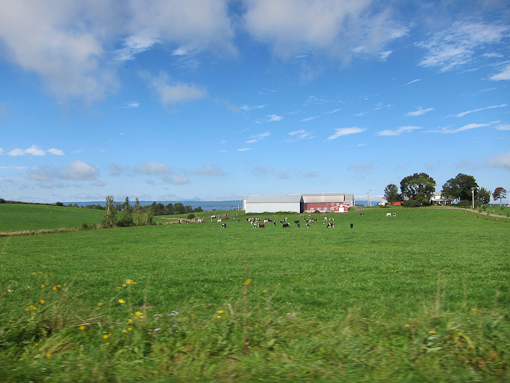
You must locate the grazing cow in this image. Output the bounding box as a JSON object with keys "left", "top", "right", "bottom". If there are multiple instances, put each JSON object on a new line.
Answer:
{"left": 392, "top": 213, "right": 396, "bottom": 217}
{"left": 274, "top": 221, "right": 277, "bottom": 226}
{"left": 211, "top": 215, "right": 216, "bottom": 219}
{"left": 259, "top": 223, "right": 265, "bottom": 228}
{"left": 197, "top": 219, "right": 204, "bottom": 223}
{"left": 386, "top": 213, "right": 391, "bottom": 217}
{"left": 237, "top": 220, "right": 240, "bottom": 222}
{"left": 329, "top": 218, "right": 334, "bottom": 222}
{"left": 217, "top": 219, "right": 222, "bottom": 222}
{"left": 327, "top": 223, "right": 335, "bottom": 228}
{"left": 294, "top": 220, "right": 300, "bottom": 224}
{"left": 282, "top": 223, "right": 290, "bottom": 229}
{"left": 350, "top": 223, "right": 353, "bottom": 229}
{"left": 306, "top": 223, "right": 310, "bottom": 229}
{"left": 221, "top": 223, "right": 226, "bottom": 229}
{"left": 360, "top": 213, "right": 364, "bottom": 216}
{"left": 297, "top": 223, "right": 300, "bottom": 229}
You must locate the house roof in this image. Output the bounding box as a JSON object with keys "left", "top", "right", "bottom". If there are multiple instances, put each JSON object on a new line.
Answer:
{"left": 246, "top": 194, "right": 303, "bottom": 203}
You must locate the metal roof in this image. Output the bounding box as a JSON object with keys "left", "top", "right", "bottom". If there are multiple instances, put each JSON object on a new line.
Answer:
{"left": 302, "top": 193, "right": 345, "bottom": 203}
{"left": 246, "top": 194, "right": 303, "bottom": 203}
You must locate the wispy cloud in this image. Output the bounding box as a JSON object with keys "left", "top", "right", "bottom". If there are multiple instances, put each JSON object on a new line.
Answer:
{"left": 328, "top": 127, "right": 366, "bottom": 140}
{"left": 187, "top": 165, "right": 225, "bottom": 176}
{"left": 301, "top": 116, "right": 320, "bottom": 122}
{"left": 426, "top": 122, "right": 494, "bottom": 134}
{"left": 304, "top": 171, "right": 317, "bottom": 178}
{"left": 246, "top": 131, "right": 271, "bottom": 143}
{"left": 496, "top": 123, "right": 510, "bottom": 131}
{"left": 237, "top": 148, "right": 251, "bottom": 152}
{"left": 453, "top": 104, "right": 506, "bottom": 117}
{"left": 25, "top": 145, "right": 45, "bottom": 156}
{"left": 376, "top": 126, "right": 421, "bottom": 136}
{"left": 28, "top": 160, "right": 97, "bottom": 182}
{"left": 417, "top": 22, "right": 510, "bottom": 72}
{"left": 406, "top": 79, "right": 421, "bottom": 85}
{"left": 47, "top": 148, "right": 64, "bottom": 156}
{"left": 489, "top": 64, "right": 510, "bottom": 81}
{"left": 120, "top": 101, "right": 140, "bottom": 109}
{"left": 146, "top": 72, "right": 207, "bottom": 104}
{"left": 287, "top": 129, "right": 313, "bottom": 141}
{"left": 406, "top": 107, "right": 433, "bottom": 117}
{"left": 115, "top": 32, "right": 160, "bottom": 61}
{"left": 352, "top": 162, "right": 373, "bottom": 170}
{"left": 240, "top": 104, "right": 266, "bottom": 111}
{"left": 485, "top": 150, "right": 510, "bottom": 171}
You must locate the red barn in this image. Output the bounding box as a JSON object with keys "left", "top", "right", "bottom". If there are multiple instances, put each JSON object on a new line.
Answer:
{"left": 302, "top": 193, "right": 355, "bottom": 213}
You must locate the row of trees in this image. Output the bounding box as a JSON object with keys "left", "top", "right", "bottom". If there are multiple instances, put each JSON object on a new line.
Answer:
{"left": 100, "top": 196, "right": 204, "bottom": 227}
{"left": 384, "top": 173, "right": 507, "bottom": 207}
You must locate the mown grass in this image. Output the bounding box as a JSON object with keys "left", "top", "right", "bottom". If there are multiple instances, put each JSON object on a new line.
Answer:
{"left": 0, "top": 206, "right": 509, "bottom": 381}
{"left": 0, "top": 203, "right": 104, "bottom": 233}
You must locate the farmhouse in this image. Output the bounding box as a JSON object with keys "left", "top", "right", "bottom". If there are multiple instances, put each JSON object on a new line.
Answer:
{"left": 244, "top": 194, "right": 303, "bottom": 213}
{"left": 302, "top": 193, "right": 355, "bottom": 213}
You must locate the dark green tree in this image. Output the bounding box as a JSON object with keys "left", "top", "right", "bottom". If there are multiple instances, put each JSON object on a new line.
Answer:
{"left": 441, "top": 173, "right": 478, "bottom": 203}
{"left": 384, "top": 184, "right": 401, "bottom": 203}
{"left": 194, "top": 206, "right": 203, "bottom": 212}
{"left": 118, "top": 197, "right": 133, "bottom": 227}
{"left": 400, "top": 173, "right": 436, "bottom": 205}
{"left": 477, "top": 188, "right": 491, "bottom": 205}
{"left": 184, "top": 205, "right": 193, "bottom": 214}
{"left": 174, "top": 203, "right": 185, "bottom": 215}
{"left": 165, "top": 203, "right": 174, "bottom": 215}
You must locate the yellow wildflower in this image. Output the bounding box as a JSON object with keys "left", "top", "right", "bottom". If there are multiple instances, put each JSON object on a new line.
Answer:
{"left": 263, "top": 290, "right": 267, "bottom": 293}
{"left": 79, "top": 326, "right": 85, "bottom": 330}
{"left": 98, "top": 302, "right": 103, "bottom": 306}
{"left": 103, "top": 335, "right": 108, "bottom": 339}
{"left": 39, "top": 300, "right": 45, "bottom": 304}
{"left": 118, "top": 299, "right": 125, "bottom": 304}
{"left": 127, "top": 327, "right": 132, "bottom": 331}
{"left": 217, "top": 316, "right": 221, "bottom": 319}
{"left": 429, "top": 331, "right": 437, "bottom": 334}
{"left": 41, "top": 285, "right": 45, "bottom": 288}
{"left": 135, "top": 311, "right": 143, "bottom": 316}
{"left": 122, "top": 284, "right": 126, "bottom": 288}
{"left": 217, "top": 310, "right": 225, "bottom": 314}
{"left": 405, "top": 324, "right": 410, "bottom": 328}
{"left": 52, "top": 286, "right": 57, "bottom": 291}
{"left": 46, "top": 353, "right": 51, "bottom": 358}
{"left": 245, "top": 279, "right": 252, "bottom": 285}
{"left": 34, "top": 343, "right": 38, "bottom": 346}
{"left": 128, "top": 319, "right": 133, "bottom": 324}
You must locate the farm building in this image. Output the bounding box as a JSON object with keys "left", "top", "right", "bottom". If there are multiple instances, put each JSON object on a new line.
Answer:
{"left": 244, "top": 194, "right": 304, "bottom": 214}
{"left": 302, "top": 193, "right": 355, "bottom": 213}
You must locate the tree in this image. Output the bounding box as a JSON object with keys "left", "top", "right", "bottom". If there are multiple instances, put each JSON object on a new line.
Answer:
{"left": 400, "top": 173, "right": 436, "bottom": 205}
{"left": 493, "top": 187, "right": 507, "bottom": 208}
{"left": 101, "top": 195, "right": 117, "bottom": 227}
{"left": 477, "top": 188, "right": 491, "bottom": 205}
{"left": 384, "top": 184, "right": 401, "bottom": 203}
{"left": 165, "top": 203, "right": 174, "bottom": 215}
{"left": 174, "top": 203, "right": 185, "bottom": 215}
{"left": 118, "top": 197, "right": 133, "bottom": 227}
{"left": 441, "top": 173, "right": 478, "bottom": 203}
{"left": 194, "top": 206, "right": 203, "bottom": 213}
{"left": 133, "top": 198, "right": 140, "bottom": 212}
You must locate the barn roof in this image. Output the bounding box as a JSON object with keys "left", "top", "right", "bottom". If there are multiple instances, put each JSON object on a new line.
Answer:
{"left": 246, "top": 194, "right": 303, "bottom": 203}
{"left": 302, "top": 193, "right": 345, "bottom": 203}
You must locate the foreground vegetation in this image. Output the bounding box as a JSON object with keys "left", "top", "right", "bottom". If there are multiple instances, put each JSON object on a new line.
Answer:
{"left": 0, "top": 205, "right": 508, "bottom": 381}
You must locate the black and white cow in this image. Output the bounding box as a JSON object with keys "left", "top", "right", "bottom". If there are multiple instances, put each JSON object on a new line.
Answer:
{"left": 221, "top": 223, "right": 227, "bottom": 229}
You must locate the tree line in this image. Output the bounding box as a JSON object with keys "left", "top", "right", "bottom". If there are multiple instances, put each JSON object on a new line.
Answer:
{"left": 384, "top": 173, "right": 507, "bottom": 207}
{"left": 64, "top": 199, "right": 203, "bottom": 216}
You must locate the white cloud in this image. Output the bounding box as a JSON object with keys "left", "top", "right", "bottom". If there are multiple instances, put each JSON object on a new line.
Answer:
{"left": 454, "top": 104, "right": 506, "bottom": 117}
{"left": 163, "top": 175, "right": 189, "bottom": 185}
{"left": 122, "top": 101, "right": 140, "bottom": 109}
{"left": 328, "top": 127, "right": 366, "bottom": 140}
{"left": 133, "top": 162, "right": 172, "bottom": 176}
{"left": 7, "top": 148, "right": 25, "bottom": 156}
{"left": 496, "top": 123, "right": 510, "bottom": 131}
{"left": 489, "top": 64, "right": 510, "bottom": 81}
{"left": 304, "top": 171, "right": 317, "bottom": 178}
{"left": 301, "top": 116, "right": 320, "bottom": 122}
{"left": 376, "top": 126, "right": 421, "bottom": 136}
{"left": 26, "top": 145, "right": 47, "bottom": 156}
{"left": 485, "top": 150, "right": 510, "bottom": 171}
{"left": 427, "top": 123, "right": 492, "bottom": 134}
{"left": 187, "top": 165, "right": 225, "bottom": 176}
{"left": 94, "top": 180, "right": 105, "bottom": 187}
{"left": 267, "top": 114, "right": 282, "bottom": 122}
{"left": 406, "top": 79, "right": 421, "bottom": 85}
{"left": 237, "top": 148, "right": 251, "bottom": 152}
{"left": 246, "top": 140, "right": 257, "bottom": 144}
{"left": 115, "top": 31, "right": 161, "bottom": 61}
{"left": 147, "top": 72, "right": 207, "bottom": 104}
{"left": 28, "top": 160, "right": 97, "bottom": 182}
{"left": 240, "top": 104, "right": 266, "bottom": 111}
{"left": 417, "top": 22, "right": 510, "bottom": 72}
{"left": 243, "top": 0, "right": 407, "bottom": 62}
{"left": 352, "top": 162, "right": 373, "bottom": 170}
{"left": 379, "top": 50, "right": 392, "bottom": 61}
{"left": 47, "top": 148, "right": 64, "bottom": 156}
{"left": 406, "top": 107, "right": 433, "bottom": 117}
{"left": 247, "top": 131, "right": 271, "bottom": 143}
{"left": 0, "top": 148, "right": 3, "bottom": 155}
{"left": 287, "top": 129, "right": 313, "bottom": 141}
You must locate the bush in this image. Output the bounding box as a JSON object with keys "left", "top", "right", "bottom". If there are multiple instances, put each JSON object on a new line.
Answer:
{"left": 81, "top": 223, "right": 88, "bottom": 230}
{"left": 55, "top": 201, "right": 64, "bottom": 206}
{"left": 187, "top": 213, "right": 195, "bottom": 220}
{"left": 458, "top": 200, "right": 471, "bottom": 208}
{"left": 402, "top": 200, "right": 421, "bottom": 208}
{"left": 0, "top": 198, "right": 5, "bottom": 203}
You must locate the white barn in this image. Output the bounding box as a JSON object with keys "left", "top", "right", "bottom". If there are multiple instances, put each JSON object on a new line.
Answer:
{"left": 244, "top": 194, "right": 303, "bottom": 213}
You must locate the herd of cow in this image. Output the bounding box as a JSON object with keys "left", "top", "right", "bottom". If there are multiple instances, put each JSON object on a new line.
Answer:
{"left": 218, "top": 211, "right": 396, "bottom": 229}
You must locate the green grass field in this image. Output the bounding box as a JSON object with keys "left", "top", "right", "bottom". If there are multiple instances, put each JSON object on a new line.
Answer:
{"left": 0, "top": 205, "right": 509, "bottom": 382}
{"left": 0, "top": 203, "right": 104, "bottom": 232}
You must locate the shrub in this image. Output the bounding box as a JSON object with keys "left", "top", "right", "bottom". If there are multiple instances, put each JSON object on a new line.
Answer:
{"left": 81, "top": 223, "right": 88, "bottom": 230}
{"left": 55, "top": 201, "right": 64, "bottom": 206}
{"left": 458, "top": 200, "right": 471, "bottom": 208}
{"left": 0, "top": 198, "right": 5, "bottom": 203}
{"left": 402, "top": 200, "right": 421, "bottom": 208}
{"left": 187, "top": 213, "right": 195, "bottom": 220}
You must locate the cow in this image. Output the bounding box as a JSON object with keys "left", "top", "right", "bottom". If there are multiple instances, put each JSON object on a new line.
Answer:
{"left": 297, "top": 223, "right": 300, "bottom": 229}
{"left": 327, "top": 223, "right": 335, "bottom": 228}
{"left": 217, "top": 219, "right": 223, "bottom": 222}
{"left": 259, "top": 223, "right": 265, "bottom": 228}
{"left": 392, "top": 213, "right": 396, "bottom": 217}
{"left": 386, "top": 213, "right": 391, "bottom": 217}
{"left": 350, "top": 223, "right": 353, "bottom": 229}
{"left": 197, "top": 219, "right": 204, "bottom": 223}
{"left": 211, "top": 215, "right": 216, "bottom": 219}
{"left": 221, "top": 223, "right": 226, "bottom": 229}
{"left": 306, "top": 223, "right": 310, "bottom": 229}
{"left": 359, "top": 213, "right": 364, "bottom": 216}
{"left": 294, "top": 220, "right": 300, "bottom": 224}
{"left": 283, "top": 223, "right": 290, "bottom": 229}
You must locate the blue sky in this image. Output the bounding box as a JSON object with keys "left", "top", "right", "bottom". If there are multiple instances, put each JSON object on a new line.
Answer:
{"left": 0, "top": 0, "right": 509, "bottom": 203}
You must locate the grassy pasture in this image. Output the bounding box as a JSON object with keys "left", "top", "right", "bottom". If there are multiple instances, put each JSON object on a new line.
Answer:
{"left": 1, "top": 207, "right": 508, "bottom": 318}
{"left": 1, "top": 206, "right": 509, "bottom": 382}
{"left": 0, "top": 203, "right": 104, "bottom": 233}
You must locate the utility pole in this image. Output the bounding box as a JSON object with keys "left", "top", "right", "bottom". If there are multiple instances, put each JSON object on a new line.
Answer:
{"left": 471, "top": 187, "right": 476, "bottom": 210}
{"left": 368, "top": 189, "right": 372, "bottom": 207}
